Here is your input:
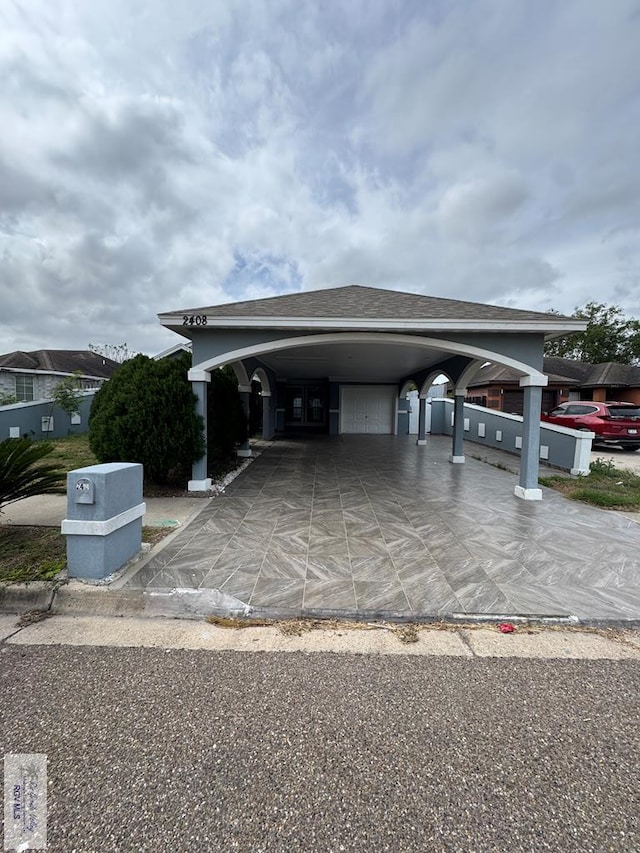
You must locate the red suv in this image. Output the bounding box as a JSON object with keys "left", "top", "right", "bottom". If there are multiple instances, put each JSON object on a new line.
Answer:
{"left": 542, "top": 402, "right": 640, "bottom": 450}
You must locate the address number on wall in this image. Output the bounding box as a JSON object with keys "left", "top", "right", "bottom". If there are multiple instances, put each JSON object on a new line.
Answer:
{"left": 182, "top": 315, "right": 208, "bottom": 326}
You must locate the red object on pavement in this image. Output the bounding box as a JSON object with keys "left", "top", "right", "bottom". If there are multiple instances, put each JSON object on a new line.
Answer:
{"left": 497, "top": 623, "right": 515, "bottom": 633}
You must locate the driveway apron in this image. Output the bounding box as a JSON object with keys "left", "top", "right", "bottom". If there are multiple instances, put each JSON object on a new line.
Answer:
{"left": 124, "top": 435, "right": 640, "bottom": 621}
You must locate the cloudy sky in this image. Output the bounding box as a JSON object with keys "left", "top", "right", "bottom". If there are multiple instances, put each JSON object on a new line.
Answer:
{"left": 1, "top": 0, "right": 640, "bottom": 356}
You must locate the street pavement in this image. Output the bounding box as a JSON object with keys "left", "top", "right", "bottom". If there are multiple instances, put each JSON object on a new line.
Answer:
{"left": 1, "top": 630, "right": 638, "bottom": 852}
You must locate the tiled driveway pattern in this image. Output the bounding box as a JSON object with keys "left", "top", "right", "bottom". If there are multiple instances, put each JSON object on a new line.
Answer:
{"left": 126, "top": 436, "right": 640, "bottom": 620}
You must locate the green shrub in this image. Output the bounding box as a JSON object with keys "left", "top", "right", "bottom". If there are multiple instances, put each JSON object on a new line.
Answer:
{"left": 89, "top": 353, "right": 205, "bottom": 484}
{"left": 207, "top": 367, "right": 248, "bottom": 459}
{"left": 0, "top": 438, "right": 66, "bottom": 515}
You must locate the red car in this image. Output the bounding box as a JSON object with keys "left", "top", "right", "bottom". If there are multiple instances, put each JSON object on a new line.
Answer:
{"left": 542, "top": 401, "right": 640, "bottom": 450}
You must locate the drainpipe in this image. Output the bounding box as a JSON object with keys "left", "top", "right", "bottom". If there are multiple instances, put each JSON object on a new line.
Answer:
{"left": 187, "top": 370, "right": 212, "bottom": 492}
{"left": 450, "top": 392, "right": 465, "bottom": 463}
{"left": 515, "top": 376, "right": 547, "bottom": 500}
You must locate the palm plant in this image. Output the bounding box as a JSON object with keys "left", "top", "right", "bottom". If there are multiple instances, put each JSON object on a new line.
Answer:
{"left": 0, "top": 438, "right": 66, "bottom": 516}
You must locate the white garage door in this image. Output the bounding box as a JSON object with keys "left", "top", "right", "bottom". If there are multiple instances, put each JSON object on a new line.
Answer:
{"left": 340, "top": 385, "right": 396, "bottom": 434}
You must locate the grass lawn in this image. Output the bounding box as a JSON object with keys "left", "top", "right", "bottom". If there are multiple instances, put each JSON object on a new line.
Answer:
{"left": 0, "top": 525, "right": 172, "bottom": 584}
{"left": 539, "top": 458, "right": 640, "bottom": 510}
{"left": 45, "top": 433, "right": 99, "bottom": 472}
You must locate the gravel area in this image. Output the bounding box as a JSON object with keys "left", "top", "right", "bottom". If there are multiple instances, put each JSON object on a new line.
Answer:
{"left": 1, "top": 645, "right": 638, "bottom": 852}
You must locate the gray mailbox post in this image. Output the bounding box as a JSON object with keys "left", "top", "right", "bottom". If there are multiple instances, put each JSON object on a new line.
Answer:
{"left": 62, "top": 462, "right": 145, "bottom": 580}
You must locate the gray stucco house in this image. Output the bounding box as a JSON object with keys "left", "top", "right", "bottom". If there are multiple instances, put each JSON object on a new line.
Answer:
{"left": 159, "top": 285, "right": 584, "bottom": 500}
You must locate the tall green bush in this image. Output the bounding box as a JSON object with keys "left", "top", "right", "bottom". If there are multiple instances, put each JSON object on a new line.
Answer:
{"left": 207, "top": 367, "right": 248, "bottom": 459}
{"left": 89, "top": 353, "right": 205, "bottom": 483}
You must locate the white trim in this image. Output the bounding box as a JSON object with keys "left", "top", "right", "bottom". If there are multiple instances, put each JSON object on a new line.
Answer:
{"left": 0, "top": 367, "right": 110, "bottom": 381}
{"left": 252, "top": 367, "right": 272, "bottom": 395}
{"left": 417, "top": 439, "right": 427, "bottom": 446}
{"left": 514, "top": 486, "right": 542, "bottom": 501}
{"left": 237, "top": 448, "right": 253, "bottom": 457}
{"left": 237, "top": 384, "right": 252, "bottom": 393}
{"left": 519, "top": 374, "right": 549, "bottom": 387}
{"left": 187, "top": 369, "right": 211, "bottom": 382}
{"left": 159, "top": 314, "right": 586, "bottom": 335}
{"left": 188, "top": 478, "right": 212, "bottom": 492}
{"left": 62, "top": 502, "right": 146, "bottom": 537}
{"left": 449, "top": 455, "right": 465, "bottom": 464}
{"left": 188, "top": 332, "right": 549, "bottom": 387}
{"left": 571, "top": 431, "right": 594, "bottom": 475}
{"left": 230, "top": 361, "right": 250, "bottom": 387}
{"left": 153, "top": 342, "right": 192, "bottom": 360}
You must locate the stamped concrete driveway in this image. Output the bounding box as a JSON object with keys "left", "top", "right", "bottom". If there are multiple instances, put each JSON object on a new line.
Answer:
{"left": 124, "top": 435, "right": 640, "bottom": 622}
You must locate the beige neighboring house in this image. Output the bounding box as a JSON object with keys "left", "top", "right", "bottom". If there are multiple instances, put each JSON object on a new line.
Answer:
{"left": 0, "top": 350, "right": 120, "bottom": 403}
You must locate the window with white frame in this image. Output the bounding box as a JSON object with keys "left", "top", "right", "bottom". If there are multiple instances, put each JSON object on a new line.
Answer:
{"left": 15, "top": 375, "right": 34, "bottom": 402}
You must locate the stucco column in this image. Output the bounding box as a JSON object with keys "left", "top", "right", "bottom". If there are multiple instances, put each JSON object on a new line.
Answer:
{"left": 515, "top": 380, "right": 544, "bottom": 500}
{"left": 449, "top": 394, "right": 465, "bottom": 463}
{"left": 237, "top": 384, "right": 252, "bottom": 457}
{"left": 261, "top": 391, "right": 274, "bottom": 440}
{"left": 417, "top": 396, "right": 427, "bottom": 445}
{"left": 188, "top": 377, "right": 212, "bottom": 492}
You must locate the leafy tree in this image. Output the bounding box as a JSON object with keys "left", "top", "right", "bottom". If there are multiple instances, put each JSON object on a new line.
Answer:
{"left": 52, "top": 371, "right": 84, "bottom": 426}
{"left": 88, "top": 352, "right": 205, "bottom": 484}
{"left": 0, "top": 392, "right": 18, "bottom": 406}
{"left": 0, "top": 438, "right": 65, "bottom": 516}
{"left": 545, "top": 302, "right": 640, "bottom": 364}
{"left": 88, "top": 342, "right": 136, "bottom": 363}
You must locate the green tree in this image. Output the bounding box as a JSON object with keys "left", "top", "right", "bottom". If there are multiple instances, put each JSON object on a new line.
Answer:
{"left": 545, "top": 302, "right": 640, "bottom": 364}
{"left": 207, "top": 367, "right": 248, "bottom": 459}
{"left": 0, "top": 438, "right": 65, "bottom": 516}
{"left": 52, "top": 371, "right": 84, "bottom": 431}
{"left": 88, "top": 352, "right": 205, "bottom": 484}
{"left": 0, "top": 392, "right": 18, "bottom": 406}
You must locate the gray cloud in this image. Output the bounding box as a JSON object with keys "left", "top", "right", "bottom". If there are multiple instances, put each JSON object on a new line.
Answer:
{"left": 1, "top": 0, "right": 640, "bottom": 357}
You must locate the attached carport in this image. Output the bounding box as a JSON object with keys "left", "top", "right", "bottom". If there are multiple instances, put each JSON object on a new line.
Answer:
{"left": 158, "top": 285, "right": 585, "bottom": 500}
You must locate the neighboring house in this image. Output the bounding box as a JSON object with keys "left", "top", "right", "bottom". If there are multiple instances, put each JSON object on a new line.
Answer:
{"left": 158, "top": 284, "right": 585, "bottom": 500}
{"left": 152, "top": 342, "right": 192, "bottom": 361}
{"left": 465, "top": 356, "right": 640, "bottom": 414}
{"left": 0, "top": 350, "right": 120, "bottom": 403}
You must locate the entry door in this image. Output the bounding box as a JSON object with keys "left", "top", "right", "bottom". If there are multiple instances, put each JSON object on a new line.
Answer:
{"left": 341, "top": 386, "right": 396, "bottom": 434}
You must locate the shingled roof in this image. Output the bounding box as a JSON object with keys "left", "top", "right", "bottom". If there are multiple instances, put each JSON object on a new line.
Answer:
{"left": 164, "top": 285, "right": 573, "bottom": 324}
{"left": 468, "top": 357, "right": 640, "bottom": 388}
{"left": 0, "top": 350, "right": 120, "bottom": 378}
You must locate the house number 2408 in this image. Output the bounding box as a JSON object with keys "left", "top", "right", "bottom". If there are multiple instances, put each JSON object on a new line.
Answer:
{"left": 182, "top": 315, "right": 208, "bottom": 326}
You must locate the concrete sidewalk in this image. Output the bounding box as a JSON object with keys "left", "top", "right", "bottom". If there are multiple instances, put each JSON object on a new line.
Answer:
{"left": 2, "top": 613, "right": 640, "bottom": 659}
{"left": 1, "top": 493, "right": 209, "bottom": 529}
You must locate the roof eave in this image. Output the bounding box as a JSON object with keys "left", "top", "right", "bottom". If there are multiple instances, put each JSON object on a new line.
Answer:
{"left": 158, "top": 314, "right": 587, "bottom": 335}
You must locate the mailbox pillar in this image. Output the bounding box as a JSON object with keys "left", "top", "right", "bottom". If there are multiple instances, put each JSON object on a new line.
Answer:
{"left": 62, "top": 463, "right": 145, "bottom": 580}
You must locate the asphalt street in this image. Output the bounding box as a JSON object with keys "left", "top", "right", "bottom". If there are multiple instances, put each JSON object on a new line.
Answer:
{"left": 1, "top": 644, "right": 638, "bottom": 852}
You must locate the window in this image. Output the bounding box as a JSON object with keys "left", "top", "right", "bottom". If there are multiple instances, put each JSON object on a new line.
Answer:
{"left": 285, "top": 384, "right": 326, "bottom": 425}
{"left": 14, "top": 375, "right": 34, "bottom": 402}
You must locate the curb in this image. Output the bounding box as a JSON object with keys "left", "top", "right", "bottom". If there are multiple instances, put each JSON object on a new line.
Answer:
{"left": 0, "top": 582, "right": 57, "bottom": 614}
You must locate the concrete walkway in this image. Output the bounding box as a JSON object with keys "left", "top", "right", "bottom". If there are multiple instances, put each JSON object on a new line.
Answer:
{"left": 115, "top": 434, "right": 640, "bottom": 623}
{"left": 1, "top": 493, "right": 207, "bottom": 528}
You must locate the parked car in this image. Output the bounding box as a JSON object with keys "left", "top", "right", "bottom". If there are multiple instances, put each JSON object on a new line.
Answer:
{"left": 542, "top": 401, "right": 640, "bottom": 450}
